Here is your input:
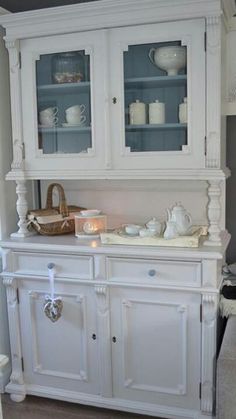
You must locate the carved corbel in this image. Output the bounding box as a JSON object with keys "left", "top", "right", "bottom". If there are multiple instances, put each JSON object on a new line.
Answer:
{"left": 3, "top": 277, "right": 17, "bottom": 306}
{"left": 206, "top": 17, "right": 221, "bottom": 55}
{"left": 5, "top": 39, "right": 21, "bottom": 73}
{"left": 95, "top": 285, "right": 109, "bottom": 315}
{"left": 11, "top": 139, "right": 24, "bottom": 170}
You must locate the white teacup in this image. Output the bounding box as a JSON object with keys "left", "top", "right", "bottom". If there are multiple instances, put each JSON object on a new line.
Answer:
{"left": 65, "top": 104, "right": 86, "bottom": 125}
{"left": 124, "top": 224, "right": 142, "bottom": 236}
{"left": 40, "top": 106, "right": 58, "bottom": 117}
{"left": 39, "top": 113, "right": 58, "bottom": 127}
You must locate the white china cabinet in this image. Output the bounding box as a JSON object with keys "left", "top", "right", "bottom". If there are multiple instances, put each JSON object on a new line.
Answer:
{"left": 0, "top": 1, "right": 235, "bottom": 419}
{"left": 0, "top": 0, "right": 234, "bottom": 245}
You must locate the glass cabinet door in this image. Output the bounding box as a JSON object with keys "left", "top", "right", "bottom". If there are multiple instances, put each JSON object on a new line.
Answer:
{"left": 21, "top": 31, "right": 107, "bottom": 174}
{"left": 36, "top": 50, "right": 91, "bottom": 155}
{"left": 110, "top": 20, "right": 205, "bottom": 170}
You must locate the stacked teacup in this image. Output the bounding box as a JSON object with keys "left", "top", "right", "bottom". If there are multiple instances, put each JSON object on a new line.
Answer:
{"left": 65, "top": 104, "right": 86, "bottom": 125}
{"left": 39, "top": 107, "right": 58, "bottom": 127}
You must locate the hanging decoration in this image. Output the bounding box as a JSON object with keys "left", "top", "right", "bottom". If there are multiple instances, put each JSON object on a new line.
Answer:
{"left": 43, "top": 263, "right": 63, "bottom": 322}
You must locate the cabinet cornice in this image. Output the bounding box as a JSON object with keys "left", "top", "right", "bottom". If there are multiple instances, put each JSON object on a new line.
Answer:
{"left": 0, "top": 0, "right": 225, "bottom": 41}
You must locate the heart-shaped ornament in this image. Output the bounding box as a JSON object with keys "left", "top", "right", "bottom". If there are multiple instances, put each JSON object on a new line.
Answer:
{"left": 44, "top": 296, "right": 63, "bottom": 322}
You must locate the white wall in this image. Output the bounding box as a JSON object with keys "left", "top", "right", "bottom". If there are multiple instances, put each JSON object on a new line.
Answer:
{"left": 41, "top": 178, "right": 226, "bottom": 230}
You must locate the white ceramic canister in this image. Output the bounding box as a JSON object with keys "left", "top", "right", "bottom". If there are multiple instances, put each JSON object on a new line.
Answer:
{"left": 129, "top": 100, "right": 146, "bottom": 125}
{"left": 178, "top": 97, "right": 188, "bottom": 123}
{"left": 149, "top": 100, "right": 165, "bottom": 124}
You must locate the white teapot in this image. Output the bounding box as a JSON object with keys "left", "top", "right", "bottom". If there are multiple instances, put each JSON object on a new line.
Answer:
{"left": 167, "top": 203, "right": 192, "bottom": 235}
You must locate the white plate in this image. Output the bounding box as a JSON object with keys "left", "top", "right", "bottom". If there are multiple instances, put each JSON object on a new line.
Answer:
{"left": 62, "top": 122, "right": 85, "bottom": 128}
{"left": 80, "top": 209, "right": 101, "bottom": 216}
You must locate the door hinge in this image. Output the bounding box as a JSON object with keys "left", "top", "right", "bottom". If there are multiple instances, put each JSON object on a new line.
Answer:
{"left": 22, "top": 142, "right": 25, "bottom": 159}
{"left": 200, "top": 303, "right": 202, "bottom": 323}
{"left": 19, "top": 52, "right": 21, "bottom": 69}
{"left": 16, "top": 288, "right": 20, "bottom": 304}
{"left": 21, "top": 357, "right": 24, "bottom": 372}
{"left": 204, "top": 136, "right": 207, "bottom": 156}
{"left": 199, "top": 382, "right": 202, "bottom": 399}
{"left": 204, "top": 32, "right": 207, "bottom": 52}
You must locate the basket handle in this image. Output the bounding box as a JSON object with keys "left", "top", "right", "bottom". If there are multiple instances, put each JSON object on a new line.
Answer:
{"left": 45, "top": 183, "right": 69, "bottom": 217}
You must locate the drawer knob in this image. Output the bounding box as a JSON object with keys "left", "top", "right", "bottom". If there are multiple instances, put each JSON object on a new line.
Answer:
{"left": 148, "top": 269, "right": 156, "bottom": 277}
{"left": 47, "top": 263, "right": 55, "bottom": 270}
{"left": 92, "top": 333, "right": 97, "bottom": 340}
{"left": 112, "top": 336, "right": 117, "bottom": 343}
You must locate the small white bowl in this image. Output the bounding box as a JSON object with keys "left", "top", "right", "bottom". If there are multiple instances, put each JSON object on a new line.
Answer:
{"left": 80, "top": 209, "right": 101, "bottom": 217}
{"left": 139, "top": 228, "right": 154, "bottom": 238}
{"left": 125, "top": 224, "right": 142, "bottom": 236}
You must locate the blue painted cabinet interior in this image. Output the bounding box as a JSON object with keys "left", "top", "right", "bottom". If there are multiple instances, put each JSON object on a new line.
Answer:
{"left": 35, "top": 39, "right": 187, "bottom": 156}
{"left": 36, "top": 50, "right": 92, "bottom": 154}
{"left": 124, "top": 41, "right": 187, "bottom": 153}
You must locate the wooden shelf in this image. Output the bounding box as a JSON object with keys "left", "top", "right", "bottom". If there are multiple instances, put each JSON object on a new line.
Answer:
{"left": 37, "top": 81, "right": 90, "bottom": 95}
{"left": 126, "top": 123, "right": 187, "bottom": 131}
{"left": 124, "top": 75, "right": 187, "bottom": 89}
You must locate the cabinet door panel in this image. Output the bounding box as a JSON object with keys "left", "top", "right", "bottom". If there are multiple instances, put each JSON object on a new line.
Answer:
{"left": 21, "top": 30, "right": 107, "bottom": 174}
{"left": 109, "top": 19, "right": 205, "bottom": 170}
{"left": 19, "top": 279, "right": 99, "bottom": 394}
{"left": 110, "top": 287, "right": 200, "bottom": 409}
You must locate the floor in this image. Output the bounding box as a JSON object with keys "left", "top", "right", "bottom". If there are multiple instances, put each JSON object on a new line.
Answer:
{"left": 2, "top": 394, "right": 158, "bottom": 419}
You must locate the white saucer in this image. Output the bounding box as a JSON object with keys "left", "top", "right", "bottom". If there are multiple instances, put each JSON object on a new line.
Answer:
{"left": 117, "top": 229, "right": 139, "bottom": 238}
{"left": 38, "top": 124, "right": 57, "bottom": 128}
{"left": 62, "top": 122, "right": 85, "bottom": 128}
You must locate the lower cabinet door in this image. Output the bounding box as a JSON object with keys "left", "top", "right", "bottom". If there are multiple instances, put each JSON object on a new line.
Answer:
{"left": 18, "top": 278, "right": 99, "bottom": 395}
{"left": 110, "top": 287, "right": 201, "bottom": 410}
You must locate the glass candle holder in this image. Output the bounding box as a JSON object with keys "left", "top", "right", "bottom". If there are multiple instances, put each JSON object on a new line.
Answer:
{"left": 74, "top": 214, "right": 107, "bottom": 238}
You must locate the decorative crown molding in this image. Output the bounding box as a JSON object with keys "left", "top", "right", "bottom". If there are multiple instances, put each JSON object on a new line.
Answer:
{"left": 0, "top": 0, "right": 223, "bottom": 40}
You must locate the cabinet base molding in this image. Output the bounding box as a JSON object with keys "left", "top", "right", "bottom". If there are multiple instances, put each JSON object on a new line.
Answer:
{"left": 5, "top": 383, "right": 211, "bottom": 419}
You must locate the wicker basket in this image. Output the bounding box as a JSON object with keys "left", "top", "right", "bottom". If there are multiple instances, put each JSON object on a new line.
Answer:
{"left": 28, "top": 183, "right": 85, "bottom": 236}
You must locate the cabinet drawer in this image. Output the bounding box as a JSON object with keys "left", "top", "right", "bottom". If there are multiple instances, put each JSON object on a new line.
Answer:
{"left": 13, "top": 252, "right": 94, "bottom": 280}
{"left": 107, "top": 257, "right": 201, "bottom": 287}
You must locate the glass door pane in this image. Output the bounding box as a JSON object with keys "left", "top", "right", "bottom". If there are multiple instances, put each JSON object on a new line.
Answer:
{"left": 124, "top": 41, "right": 187, "bottom": 153}
{"left": 36, "top": 50, "right": 91, "bottom": 155}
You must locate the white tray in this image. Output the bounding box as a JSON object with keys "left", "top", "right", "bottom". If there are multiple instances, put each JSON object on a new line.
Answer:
{"left": 100, "top": 226, "right": 208, "bottom": 248}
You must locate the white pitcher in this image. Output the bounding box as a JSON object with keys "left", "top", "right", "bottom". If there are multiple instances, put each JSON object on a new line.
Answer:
{"left": 129, "top": 100, "right": 146, "bottom": 125}
{"left": 149, "top": 100, "right": 165, "bottom": 124}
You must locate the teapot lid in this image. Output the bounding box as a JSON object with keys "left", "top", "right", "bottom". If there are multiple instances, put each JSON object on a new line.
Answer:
{"left": 172, "top": 202, "right": 185, "bottom": 211}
